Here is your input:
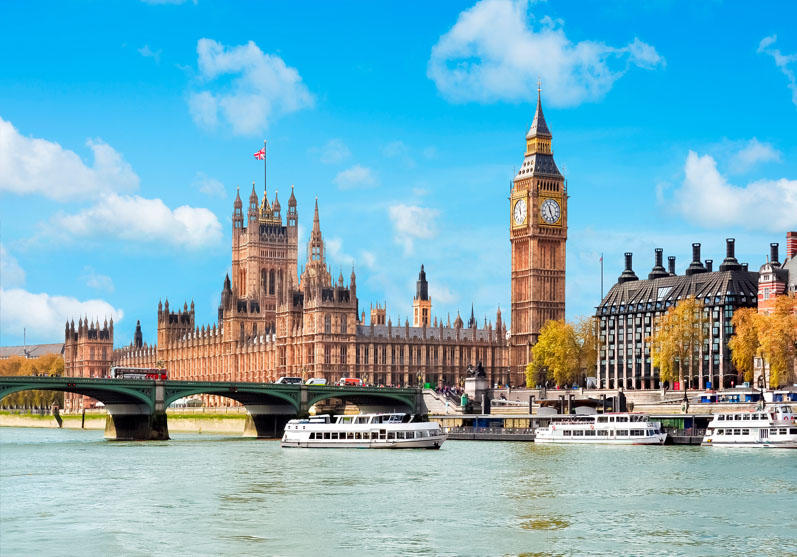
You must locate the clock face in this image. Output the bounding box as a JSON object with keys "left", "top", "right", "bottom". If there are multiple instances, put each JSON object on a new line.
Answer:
{"left": 541, "top": 198, "right": 561, "bottom": 224}
{"left": 513, "top": 198, "right": 527, "bottom": 225}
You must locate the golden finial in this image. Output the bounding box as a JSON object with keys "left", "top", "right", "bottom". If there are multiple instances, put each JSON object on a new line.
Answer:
{"left": 537, "top": 77, "right": 542, "bottom": 95}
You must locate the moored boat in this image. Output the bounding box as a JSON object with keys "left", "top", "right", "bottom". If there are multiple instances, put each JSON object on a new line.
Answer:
{"left": 702, "top": 405, "right": 797, "bottom": 448}
{"left": 534, "top": 413, "right": 666, "bottom": 445}
{"left": 281, "top": 413, "right": 446, "bottom": 449}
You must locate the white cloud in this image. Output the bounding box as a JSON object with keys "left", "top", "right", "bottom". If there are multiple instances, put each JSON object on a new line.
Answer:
{"left": 188, "top": 38, "right": 314, "bottom": 135}
{"left": 429, "top": 283, "right": 458, "bottom": 305}
{"left": 317, "top": 139, "right": 351, "bottom": 164}
{"left": 325, "top": 237, "right": 354, "bottom": 268}
{"left": 137, "top": 44, "right": 162, "bottom": 63}
{"left": 193, "top": 171, "right": 226, "bottom": 198}
{"left": 0, "top": 244, "right": 25, "bottom": 288}
{"left": 671, "top": 151, "right": 797, "bottom": 232}
{"left": 730, "top": 138, "right": 781, "bottom": 174}
{"left": 427, "top": 0, "right": 664, "bottom": 105}
{"left": 0, "top": 288, "right": 123, "bottom": 343}
{"left": 382, "top": 140, "right": 416, "bottom": 168}
{"left": 82, "top": 266, "right": 115, "bottom": 293}
{"left": 51, "top": 193, "right": 223, "bottom": 249}
{"left": 333, "top": 164, "right": 378, "bottom": 190}
{"left": 758, "top": 35, "right": 797, "bottom": 107}
{"left": 387, "top": 204, "right": 440, "bottom": 254}
{"left": 0, "top": 116, "right": 139, "bottom": 201}
{"left": 360, "top": 250, "right": 377, "bottom": 269}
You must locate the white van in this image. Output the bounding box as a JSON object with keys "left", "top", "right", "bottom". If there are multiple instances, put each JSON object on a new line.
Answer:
{"left": 275, "top": 376, "right": 303, "bottom": 385}
{"left": 305, "top": 377, "right": 327, "bottom": 385}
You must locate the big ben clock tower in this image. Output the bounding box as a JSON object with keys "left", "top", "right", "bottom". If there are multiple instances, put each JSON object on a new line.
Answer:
{"left": 509, "top": 86, "right": 567, "bottom": 382}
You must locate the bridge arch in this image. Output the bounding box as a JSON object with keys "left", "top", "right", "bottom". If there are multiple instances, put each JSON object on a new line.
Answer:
{"left": 306, "top": 389, "right": 417, "bottom": 414}
{"left": 163, "top": 385, "right": 300, "bottom": 411}
{"left": 0, "top": 380, "right": 155, "bottom": 411}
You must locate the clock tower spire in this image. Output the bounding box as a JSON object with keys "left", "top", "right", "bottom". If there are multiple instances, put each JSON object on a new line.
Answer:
{"left": 508, "top": 87, "right": 568, "bottom": 384}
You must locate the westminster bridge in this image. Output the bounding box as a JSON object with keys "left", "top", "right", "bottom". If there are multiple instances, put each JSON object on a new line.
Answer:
{"left": 0, "top": 376, "right": 424, "bottom": 440}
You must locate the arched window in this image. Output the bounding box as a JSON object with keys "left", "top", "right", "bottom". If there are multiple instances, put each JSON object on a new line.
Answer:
{"left": 261, "top": 269, "right": 267, "bottom": 294}
{"left": 325, "top": 314, "right": 331, "bottom": 334}
{"left": 269, "top": 269, "right": 275, "bottom": 295}
{"left": 340, "top": 315, "right": 347, "bottom": 334}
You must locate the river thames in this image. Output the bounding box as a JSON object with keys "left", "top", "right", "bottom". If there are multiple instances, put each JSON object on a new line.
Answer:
{"left": 1, "top": 427, "right": 795, "bottom": 556}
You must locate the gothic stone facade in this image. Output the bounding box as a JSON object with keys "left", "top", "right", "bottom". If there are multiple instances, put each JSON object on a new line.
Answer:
{"left": 64, "top": 185, "right": 509, "bottom": 408}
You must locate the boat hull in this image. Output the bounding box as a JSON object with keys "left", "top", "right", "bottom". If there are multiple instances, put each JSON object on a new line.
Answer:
{"left": 281, "top": 436, "right": 445, "bottom": 449}
{"left": 534, "top": 434, "right": 666, "bottom": 445}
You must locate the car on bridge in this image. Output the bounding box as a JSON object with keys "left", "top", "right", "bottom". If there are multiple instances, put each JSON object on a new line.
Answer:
{"left": 275, "top": 376, "right": 303, "bottom": 385}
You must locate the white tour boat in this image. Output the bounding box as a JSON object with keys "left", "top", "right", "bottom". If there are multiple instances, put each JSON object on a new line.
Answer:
{"left": 702, "top": 405, "right": 797, "bottom": 448}
{"left": 281, "top": 413, "right": 446, "bottom": 449}
{"left": 534, "top": 413, "right": 667, "bottom": 445}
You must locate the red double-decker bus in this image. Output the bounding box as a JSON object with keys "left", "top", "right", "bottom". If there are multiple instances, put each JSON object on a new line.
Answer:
{"left": 109, "top": 367, "right": 168, "bottom": 381}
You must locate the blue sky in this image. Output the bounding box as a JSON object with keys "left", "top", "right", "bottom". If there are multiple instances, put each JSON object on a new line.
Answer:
{"left": 1, "top": 0, "right": 796, "bottom": 346}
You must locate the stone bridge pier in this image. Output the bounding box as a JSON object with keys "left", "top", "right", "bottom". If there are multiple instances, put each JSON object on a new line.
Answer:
{"left": 242, "top": 404, "right": 297, "bottom": 438}
{"left": 105, "top": 381, "right": 168, "bottom": 441}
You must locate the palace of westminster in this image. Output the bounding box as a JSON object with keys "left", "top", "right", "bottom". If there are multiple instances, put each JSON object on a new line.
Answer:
{"left": 60, "top": 90, "right": 796, "bottom": 407}
{"left": 62, "top": 90, "right": 568, "bottom": 407}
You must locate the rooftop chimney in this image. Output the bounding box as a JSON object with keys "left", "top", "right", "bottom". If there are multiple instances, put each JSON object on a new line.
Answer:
{"left": 668, "top": 256, "right": 676, "bottom": 276}
{"left": 770, "top": 243, "right": 779, "bottom": 266}
{"left": 618, "top": 252, "right": 639, "bottom": 284}
{"left": 685, "top": 243, "right": 707, "bottom": 275}
{"left": 705, "top": 259, "right": 713, "bottom": 272}
{"left": 742, "top": 263, "right": 749, "bottom": 272}
{"left": 648, "top": 248, "right": 669, "bottom": 280}
{"left": 719, "top": 238, "right": 742, "bottom": 272}
{"left": 787, "top": 232, "right": 797, "bottom": 260}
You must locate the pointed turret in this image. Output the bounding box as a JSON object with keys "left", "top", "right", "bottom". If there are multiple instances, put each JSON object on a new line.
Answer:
{"left": 515, "top": 83, "right": 562, "bottom": 180}
{"left": 468, "top": 304, "right": 476, "bottom": 328}
{"left": 526, "top": 87, "right": 551, "bottom": 139}
{"left": 134, "top": 320, "right": 143, "bottom": 348}
{"left": 248, "top": 182, "right": 259, "bottom": 223}
{"left": 287, "top": 184, "right": 298, "bottom": 228}
{"left": 272, "top": 190, "right": 281, "bottom": 222}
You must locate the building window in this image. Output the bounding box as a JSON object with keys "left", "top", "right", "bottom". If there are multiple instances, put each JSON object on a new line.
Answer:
{"left": 340, "top": 346, "right": 347, "bottom": 365}
{"left": 325, "top": 345, "right": 331, "bottom": 364}
{"left": 340, "top": 315, "right": 347, "bottom": 334}
{"left": 325, "top": 314, "right": 331, "bottom": 334}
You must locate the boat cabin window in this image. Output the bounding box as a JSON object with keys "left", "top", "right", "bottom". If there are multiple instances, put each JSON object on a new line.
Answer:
{"left": 338, "top": 416, "right": 353, "bottom": 424}
{"left": 742, "top": 415, "right": 750, "bottom": 420}
{"left": 742, "top": 429, "right": 749, "bottom": 435}
{"left": 616, "top": 416, "right": 628, "bottom": 422}
{"left": 790, "top": 428, "right": 797, "bottom": 434}
{"left": 585, "top": 430, "right": 596, "bottom": 436}
{"left": 597, "top": 430, "right": 608, "bottom": 436}
{"left": 573, "top": 430, "right": 584, "bottom": 436}
{"left": 609, "top": 417, "right": 615, "bottom": 422}
{"left": 779, "top": 428, "right": 787, "bottom": 435}
{"left": 597, "top": 416, "right": 608, "bottom": 423}
{"left": 563, "top": 430, "right": 572, "bottom": 436}
{"left": 617, "top": 430, "right": 628, "bottom": 436}
{"left": 733, "top": 429, "right": 741, "bottom": 435}
{"left": 355, "top": 416, "right": 370, "bottom": 424}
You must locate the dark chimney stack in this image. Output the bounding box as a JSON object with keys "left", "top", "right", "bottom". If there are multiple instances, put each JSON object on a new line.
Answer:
{"left": 618, "top": 252, "right": 639, "bottom": 283}
{"left": 686, "top": 243, "right": 707, "bottom": 275}
{"left": 705, "top": 259, "right": 713, "bottom": 272}
{"left": 668, "top": 256, "right": 676, "bottom": 275}
{"left": 770, "top": 243, "right": 779, "bottom": 265}
{"left": 742, "top": 263, "right": 748, "bottom": 272}
{"left": 720, "top": 237, "right": 742, "bottom": 272}
{"left": 648, "top": 248, "right": 669, "bottom": 280}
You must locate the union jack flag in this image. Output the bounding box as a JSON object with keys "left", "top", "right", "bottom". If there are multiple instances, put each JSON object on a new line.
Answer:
{"left": 253, "top": 148, "right": 265, "bottom": 160}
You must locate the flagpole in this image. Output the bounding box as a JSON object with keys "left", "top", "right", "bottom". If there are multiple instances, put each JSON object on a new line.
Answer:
{"left": 263, "top": 139, "right": 267, "bottom": 193}
{"left": 600, "top": 253, "right": 604, "bottom": 300}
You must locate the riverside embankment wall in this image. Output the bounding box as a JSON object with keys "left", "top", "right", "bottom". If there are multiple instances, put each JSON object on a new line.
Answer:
{"left": 0, "top": 410, "right": 248, "bottom": 435}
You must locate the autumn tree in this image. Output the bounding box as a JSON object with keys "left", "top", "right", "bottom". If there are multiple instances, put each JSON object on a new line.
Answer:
{"left": 649, "top": 296, "right": 705, "bottom": 390}
{"left": 574, "top": 315, "right": 599, "bottom": 380}
{"left": 526, "top": 320, "right": 580, "bottom": 388}
{"left": 729, "top": 307, "right": 761, "bottom": 383}
{"left": 0, "top": 354, "right": 64, "bottom": 409}
{"left": 758, "top": 295, "right": 797, "bottom": 388}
